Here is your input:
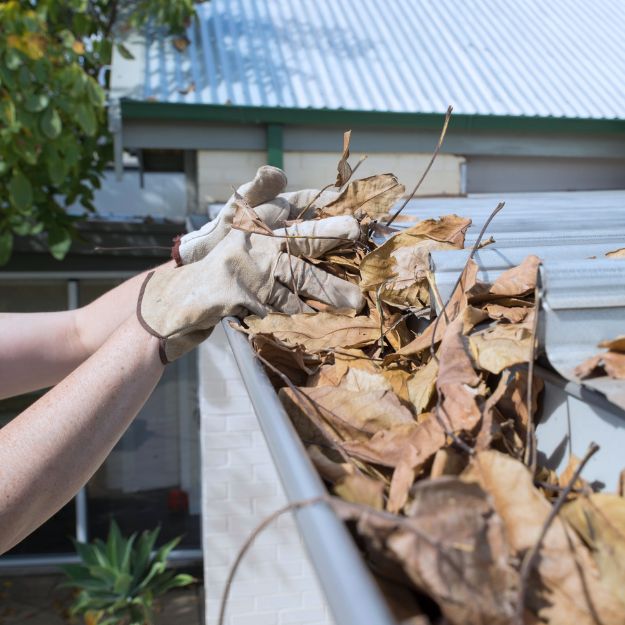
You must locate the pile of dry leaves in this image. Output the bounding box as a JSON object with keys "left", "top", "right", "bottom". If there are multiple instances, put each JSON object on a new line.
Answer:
{"left": 234, "top": 134, "right": 625, "bottom": 625}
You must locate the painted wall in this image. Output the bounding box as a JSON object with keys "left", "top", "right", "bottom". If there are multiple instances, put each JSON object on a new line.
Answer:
{"left": 197, "top": 150, "right": 465, "bottom": 205}
{"left": 199, "top": 325, "right": 334, "bottom": 625}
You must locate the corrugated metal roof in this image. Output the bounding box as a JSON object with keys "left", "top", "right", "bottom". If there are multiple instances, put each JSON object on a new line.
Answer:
{"left": 131, "top": 0, "right": 625, "bottom": 119}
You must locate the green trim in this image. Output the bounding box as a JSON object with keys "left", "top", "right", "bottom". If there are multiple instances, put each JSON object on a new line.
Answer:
{"left": 266, "top": 124, "right": 283, "bottom": 168}
{"left": 121, "top": 100, "right": 625, "bottom": 135}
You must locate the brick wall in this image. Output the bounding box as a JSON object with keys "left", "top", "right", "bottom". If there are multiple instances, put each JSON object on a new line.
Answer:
{"left": 199, "top": 325, "right": 335, "bottom": 625}
{"left": 197, "top": 150, "right": 465, "bottom": 205}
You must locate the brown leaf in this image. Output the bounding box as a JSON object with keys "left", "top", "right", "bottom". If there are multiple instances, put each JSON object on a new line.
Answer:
{"left": 342, "top": 415, "right": 445, "bottom": 469}
{"left": 430, "top": 447, "right": 467, "bottom": 478}
{"left": 483, "top": 303, "right": 530, "bottom": 323}
{"left": 599, "top": 335, "right": 625, "bottom": 352}
{"left": 406, "top": 357, "right": 439, "bottom": 415}
{"left": 282, "top": 385, "right": 414, "bottom": 443}
{"left": 338, "top": 478, "right": 518, "bottom": 625}
{"left": 398, "top": 259, "right": 479, "bottom": 356}
{"left": 320, "top": 173, "right": 405, "bottom": 219}
{"left": 360, "top": 215, "right": 471, "bottom": 308}
{"left": 335, "top": 130, "right": 353, "bottom": 187}
{"left": 562, "top": 493, "right": 625, "bottom": 613}
{"left": 605, "top": 247, "right": 625, "bottom": 258}
{"left": 575, "top": 351, "right": 625, "bottom": 380}
{"left": 468, "top": 317, "right": 533, "bottom": 375}
{"left": 468, "top": 254, "right": 540, "bottom": 303}
{"left": 335, "top": 473, "right": 385, "bottom": 509}
{"left": 462, "top": 451, "right": 624, "bottom": 625}
{"left": 307, "top": 445, "right": 354, "bottom": 483}
{"left": 251, "top": 333, "right": 320, "bottom": 386}
{"left": 308, "top": 350, "right": 378, "bottom": 387}
{"left": 172, "top": 36, "right": 190, "bottom": 52}
{"left": 496, "top": 369, "right": 543, "bottom": 444}
{"left": 436, "top": 316, "right": 482, "bottom": 433}
{"left": 231, "top": 191, "right": 275, "bottom": 235}
{"left": 244, "top": 312, "right": 381, "bottom": 352}
{"left": 475, "top": 369, "right": 512, "bottom": 451}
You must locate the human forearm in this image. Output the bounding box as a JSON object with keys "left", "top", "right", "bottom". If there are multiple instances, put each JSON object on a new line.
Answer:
{"left": 0, "top": 314, "right": 164, "bottom": 554}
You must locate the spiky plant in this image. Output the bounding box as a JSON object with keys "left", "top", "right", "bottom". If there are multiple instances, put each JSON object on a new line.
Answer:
{"left": 61, "top": 521, "right": 195, "bottom": 625}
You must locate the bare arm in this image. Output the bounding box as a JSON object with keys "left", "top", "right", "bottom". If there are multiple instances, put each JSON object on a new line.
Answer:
{"left": 0, "top": 314, "right": 164, "bottom": 554}
{"left": 0, "top": 261, "right": 174, "bottom": 399}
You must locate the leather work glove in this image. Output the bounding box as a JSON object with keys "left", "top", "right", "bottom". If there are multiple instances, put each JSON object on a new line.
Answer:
{"left": 140, "top": 215, "right": 365, "bottom": 363}
{"left": 173, "top": 165, "right": 289, "bottom": 266}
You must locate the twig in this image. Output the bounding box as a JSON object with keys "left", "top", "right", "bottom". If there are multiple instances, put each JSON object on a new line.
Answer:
{"left": 514, "top": 441, "right": 600, "bottom": 625}
{"left": 93, "top": 245, "right": 172, "bottom": 252}
{"left": 524, "top": 284, "right": 541, "bottom": 472}
{"left": 283, "top": 225, "right": 303, "bottom": 311}
{"left": 218, "top": 497, "right": 326, "bottom": 625}
{"left": 385, "top": 105, "right": 453, "bottom": 227}
{"left": 375, "top": 285, "right": 385, "bottom": 351}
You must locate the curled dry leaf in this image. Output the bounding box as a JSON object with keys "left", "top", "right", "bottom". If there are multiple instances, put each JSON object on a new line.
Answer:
{"left": 360, "top": 215, "right": 471, "bottom": 308}
{"left": 320, "top": 173, "right": 405, "bottom": 219}
{"left": 575, "top": 350, "right": 625, "bottom": 380}
{"left": 335, "top": 130, "right": 353, "bottom": 187}
{"left": 562, "top": 493, "right": 625, "bottom": 612}
{"left": 468, "top": 316, "right": 534, "bottom": 375}
{"left": 599, "top": 335, "right": 625, "bottom": 352}
{"left": 244, "top": 312, "right": 381, "bottom": 352}
{"left": 605, "top": 247, "right": 625, "bottom": 258}
{"left": 483, "top": 303, "right": 530, "bottom": 323}
{"left": 231, "top": 191, "right": 275, "bottom": 235}
{"left": 462, "top": 450, "right": 624, "bottom": 625}
{"left": 467, "top": 254, "right": 540, "bottom": 303}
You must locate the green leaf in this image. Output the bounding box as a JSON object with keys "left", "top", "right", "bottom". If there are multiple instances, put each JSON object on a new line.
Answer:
{"left": 9, "top": 170, "right": 33, "bottom": 210}
{"left": 6, "top": 48, "right": 22, "bottom": 70}
{"left": 48, "top": 225, "right": 72, "bottom": 260}
{"left": 0, "top": 98, "right": 16, "bottom": 125}
{"left": 25, "top": 93, "right": 49, "bottom": 112}
{"left": 0, "top": 231, "right": 13, "bottom": 266}
{"left": 86, "top": 77, "right": 105, "bottom": 107}
{"left": 116, "top": 43, "right": 135, "bottom": 60}
{"left": 75, "top": 103, "right": 96, "bottom": 136}
{"left": 48, "top": 158, "right": 65, "bottom": 185}
{"left": 40, "top": 107, "right": 62, "bottom": 139}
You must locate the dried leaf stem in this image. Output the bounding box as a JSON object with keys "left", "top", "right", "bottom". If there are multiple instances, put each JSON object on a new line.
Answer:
{"left": 283, "top": 225, "right": 303, "bottom": 311}
{"left": 524, "top": 284, "right": 541, "bottom": 472}
{"left": 385, "top": 105, "right": 453, "bottom": 227}
{"left": 514, "top": 441, "right": 600, "bottom": 625}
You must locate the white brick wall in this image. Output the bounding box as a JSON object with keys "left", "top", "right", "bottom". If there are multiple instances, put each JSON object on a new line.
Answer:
{"left": 200, "top": 325, "right": 335, "bottom": 625}
{"left": 197, "top": 149, "right": 465, "bottom": 204}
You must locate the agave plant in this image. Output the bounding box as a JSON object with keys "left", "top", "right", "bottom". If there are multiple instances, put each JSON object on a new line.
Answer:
{"left": 61, "top": 521, "right": 195, "bottom": 625}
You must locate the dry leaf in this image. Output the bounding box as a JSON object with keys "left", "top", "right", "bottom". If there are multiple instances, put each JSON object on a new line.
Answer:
{"left": 245, "top": 312, "right": 381, "bottom": 352}
{"left": 475, "top": 369, "right": 511, "bottom": 451}
{"left": 468, "top": 318, "right": 533, "bottom": 375}
{"left": 575, "top": 350, "right": 625, "bottom": 380}
{"left": 342, "top": 415, "right": 444, "bottom": 469}
{"left": 337, "top": 478, "right": 518, "bottom": 625}
{"left": 462, "top": 451, "right": 624, "bottom": 625}
{"left": 562, "top": 493, "right": 625, "bottom": 613}
{"left": 282, "top": 385, "right": 414, "bottom": 443}
{"left": 335, "top": 473, "right": 385, "bottom": 509}
{"left": 605, "top": 247, "right": 625, "bottom": 258}
{"left": 307, "top": 445, "right": 354, "bottom": 483}
{"left": 231, "top": 191, "right": 275, "bottom": 235}
{"left": 435, "top": 316, "right": 482, "bottom": 433}
{"left": 599, "top": 335, "right": 625, "bottom": 352}
{"left": 335, "top": 130, "right": 353, "bottom": 187}
{"left": 406, "top": 357, "right": 438, "bottom": 415}
{"left": 360, "top": 215, "right": 471, "bottom": 308}
{"left": 430, "top": 447, "right": 467, "bottom": 478}
{"left": 483, "top": 303, "right": 530, "bottom": 323}
{"left": 320, "top": 173, "right": 405, "bottom": 219}
{"left": 468, "top": 254, "right": 540, "bottom": 303}
{"left": 251, "top": 333, "right": 320, "bottom": 386}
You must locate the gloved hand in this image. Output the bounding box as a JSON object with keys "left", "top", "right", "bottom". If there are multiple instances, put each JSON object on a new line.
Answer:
{"left": 141, "top": 216, "right": 365, "bottom": 363}
{"left": 173, "top": 165, "right": 289, "bottom": 265}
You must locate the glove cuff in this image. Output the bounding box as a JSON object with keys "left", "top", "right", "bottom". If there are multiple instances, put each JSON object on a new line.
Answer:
{"left": 136, "top": 271, "right": 170, "bottom": 364}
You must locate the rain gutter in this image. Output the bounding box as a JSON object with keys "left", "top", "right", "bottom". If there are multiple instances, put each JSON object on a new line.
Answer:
{"left": 222, "top": 319, "right": 397, "bottom": 625}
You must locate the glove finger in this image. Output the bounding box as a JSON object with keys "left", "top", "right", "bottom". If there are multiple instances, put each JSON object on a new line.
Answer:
{"left": 276, "top": 215, "right": 361, "bottom": 258}
{"left": 279, "top": 188, "right": 342, "bottom": 219}
{"left": 239, "top": 166, "right": 287, "bottom": 207}
{"left": 177, "top": 217, "right": 226, "bottom": 265}
{"left": 254, "top": 197, "right": 291, "bottom": 229}
{"left": 267, "top": 281, "right": 314, "bottom": 314}
{"left": 274, "top": 254, "right": 365, "bottom": 311}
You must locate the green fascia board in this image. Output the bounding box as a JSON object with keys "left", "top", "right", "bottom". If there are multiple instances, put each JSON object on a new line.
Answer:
{"left": 120, "top": 100, "right": 625, "bottom": 135}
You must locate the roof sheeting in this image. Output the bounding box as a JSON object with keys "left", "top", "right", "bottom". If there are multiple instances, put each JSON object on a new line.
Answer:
{"left": 131, "top": 0, "right": 625, "bottom": 119}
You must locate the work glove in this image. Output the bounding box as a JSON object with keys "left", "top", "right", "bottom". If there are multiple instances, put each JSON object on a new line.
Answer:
{"left": 173, "top": 165, "right": 289, "bottom": 266}
{"left": 140, "top": 215, "right": 365, "bottom": 363}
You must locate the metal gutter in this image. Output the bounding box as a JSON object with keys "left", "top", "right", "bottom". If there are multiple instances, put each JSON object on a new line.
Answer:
{"left": 120, "top": 100, "right": 625, "bottom": 135}
{"left": 222, "top": 319, "right": 397, "bottom": 625}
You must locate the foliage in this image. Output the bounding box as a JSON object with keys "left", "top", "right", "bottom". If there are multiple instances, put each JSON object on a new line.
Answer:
{"left": 61, "top": 521, "right": 195, "bottom": 625}
{"left": 0, "top": 0, "right": 196, "bottom": 265}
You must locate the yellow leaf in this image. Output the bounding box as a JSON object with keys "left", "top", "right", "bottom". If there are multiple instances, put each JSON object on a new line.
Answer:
{"left": 73, "top": 40, "right": 85, "bottom": 55}
{"left": 7, "top": 33, "right": 45, "bottom": 60}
